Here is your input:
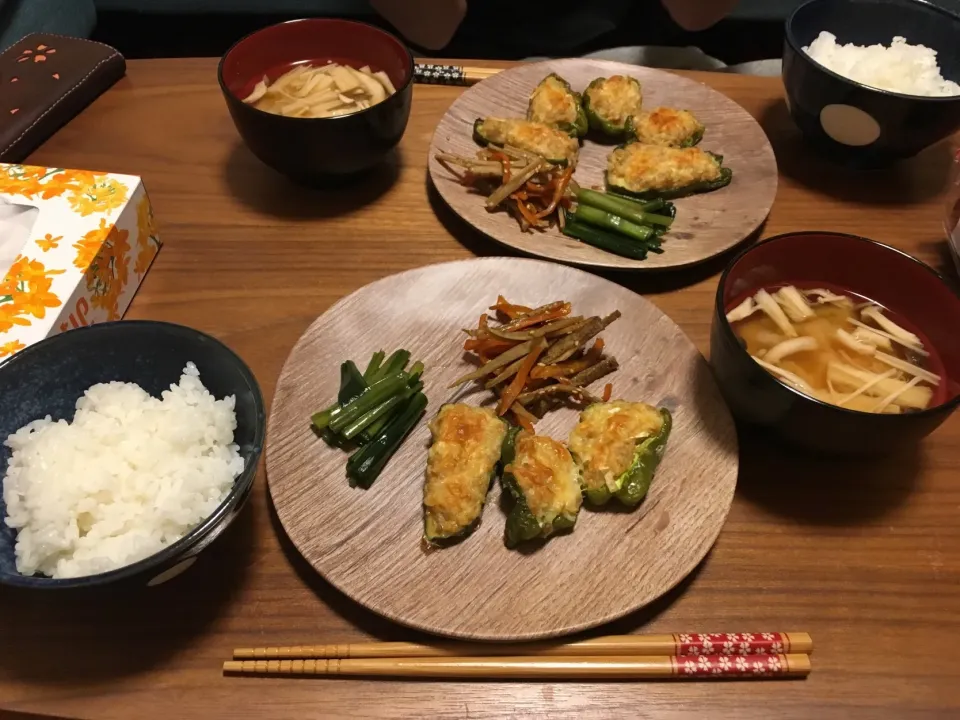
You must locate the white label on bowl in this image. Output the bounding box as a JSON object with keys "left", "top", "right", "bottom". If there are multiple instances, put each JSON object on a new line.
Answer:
{"left": 147, "top": 556, "right": 197, "bottom": 587}
{"left": 819, "top": 104, "right": 881, "bottom": 147}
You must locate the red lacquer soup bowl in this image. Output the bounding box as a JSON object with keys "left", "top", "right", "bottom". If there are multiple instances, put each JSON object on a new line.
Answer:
{"left": 710, "top": 231, "right": 960, "bottom": 455}
{"left": 218, "top": 18, "right": 414, "bottom": 180}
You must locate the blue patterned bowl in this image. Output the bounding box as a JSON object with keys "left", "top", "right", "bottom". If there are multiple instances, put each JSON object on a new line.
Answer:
{"left": 0, "top": 321, "right": 265, "bottom": 589}
{"left": 783, "top": 0, "right": 960, "bottom": 167}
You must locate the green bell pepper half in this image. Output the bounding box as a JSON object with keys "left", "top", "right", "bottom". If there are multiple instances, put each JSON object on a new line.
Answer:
{"left": 579, "top": 407, "right": 672, "bottom": 507}
{"left": 582, "top": 76, "right": 642, "bottom": 138}
{"left": 606, "top": 150, "right": 733, "bottom": 200}
{"left": 624, "top": 116, "right": 705, "bottom": 148}
{"left": 526, "top": 73, "right": 589, "bottom": 138}
{"left": 422, "top": 413, "right": 509, "bottom": 544}
{"left": 472, "top": 118, "right": 573, "bottom": 167}
{"left": 498, "top": 426, "right": 579, "bottom": 548}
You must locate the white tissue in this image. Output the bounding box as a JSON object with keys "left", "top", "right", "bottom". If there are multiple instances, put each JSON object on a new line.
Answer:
{"left": 0, "top": 196, "right": 39, "bottom": 273}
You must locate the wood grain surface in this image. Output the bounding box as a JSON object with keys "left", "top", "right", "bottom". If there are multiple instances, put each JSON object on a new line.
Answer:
{"left": 267, "top": 258, "right": 738, "bottom": 640}
{"left": 1, "top": 58, "right": 959, "bottom": 720}
{"left": 428, "top": 59, "right": 778, "bottom": 270}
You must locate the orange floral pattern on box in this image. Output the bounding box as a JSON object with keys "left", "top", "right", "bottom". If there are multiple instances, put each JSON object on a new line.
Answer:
{"left": 73, "top": 218, "right": 111, "bottom": 270}
{"left": 134, "top": 194, "right": 160, "bottom": 278}
{"left": 0, "top": 339, "right": 26, "bottom": 358}
{"left": 0, "top": 255, "right": 65, "bottom": 333}
{"left": 0, "top": 165, "right": 98, "bottom": 201}
{"left": 0, "top": 165, "right": 128, "bottom": 216}
{"left": 74, "top": 221, "right": 131, "bottom": 321}
{"left": 68, "top": 176, "right": 128, "bottom": 216}
{"left": 35, "top": 233, "right": 61, "bottom": 252}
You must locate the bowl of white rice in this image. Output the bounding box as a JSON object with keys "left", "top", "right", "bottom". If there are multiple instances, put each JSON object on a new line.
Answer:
{"left": 0, "top": 321, "right": 265, "bottom": 589}
{"left": 784, "top": 0, "right": 960, "bottom": 166}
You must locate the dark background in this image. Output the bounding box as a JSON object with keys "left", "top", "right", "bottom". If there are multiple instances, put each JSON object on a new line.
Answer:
{"left": 91, "top": 10, "right": 785, "bottom": 64}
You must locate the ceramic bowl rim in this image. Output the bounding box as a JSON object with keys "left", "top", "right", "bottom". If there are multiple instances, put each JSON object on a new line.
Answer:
{"left": 715, "top": 230, "right": 960, "bottom": 420}
{"left": 0, "top": 320, "right": 266, "bottom": 589}
{"left": 217, "top": 17, "right": 415, "bottom": 123}
{"left": 785, "top": 0, "right": 960, "bottom": 104}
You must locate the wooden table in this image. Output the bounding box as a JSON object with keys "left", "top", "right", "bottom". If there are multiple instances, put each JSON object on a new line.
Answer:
{"left": 2, "top": 58, "right": 959, "bottom": 720}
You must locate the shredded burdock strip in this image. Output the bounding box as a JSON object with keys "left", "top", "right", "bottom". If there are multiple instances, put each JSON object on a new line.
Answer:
{"left": 448, "top": 340, "right": 533, "bottom": 387}
{"left": 541, "top": 311, "right": 621, "bottom": 364}
{"left": 487, "top": 316, "right": 584, "bottom": 342}
{"left": 486, "top": 158, "right": 543, "bottom": 208}
{"left": 497, "top": 338, "right": 548, "bottom": 416}
{"left": 456, "top": 297, "right": 622, "bottom": 426}
{"left": 568, "top": 357, "right": 619, "bottom": 387}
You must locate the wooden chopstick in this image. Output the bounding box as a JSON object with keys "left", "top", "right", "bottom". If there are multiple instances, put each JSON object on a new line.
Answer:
{"left": 234, "top": 632, "right": 813, "bottom": 660}
{"left": 413, "top": 63, "right": 501, "bottom": 86}
{"left": 460, "top": 67, "right": 501, "bottom": 84}
{"left": 223, "top": 653, "right": 812, "bottom": 680}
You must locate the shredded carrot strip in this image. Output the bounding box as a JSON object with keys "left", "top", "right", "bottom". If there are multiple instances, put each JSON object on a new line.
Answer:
{"left": 504, "top": 303, "right": 572, "bottom": 332}
{"left": 489, "top": 150, "right": 511, "bottom": 182}
{"left": 464, "top": 337, "right": 516, "bottom": 354}
{"left": 535, "top": 168, "right": 573, "bottom": 219}
{"left": 530, "top": 363, "right": 578, "bottom": 380}
{"left": 529, "top": 338, "right": 604, "bottom": 379}
{"left": 514, "top": 197, "right": 540, "bottom": 226}
{"left": 522, "top": 183, "right": 553, "bottom": 197}
{"left": 497, "top": 339, "right": 547, "bottom": 416}
{"left": 509, "top": 406, "right": 536, "bottom": 433}
{"left": 602, "top": 383, "right": 612, "bottom": 402}
{"left": 465, "top": 314, "right": 491, "bottom": 347}
{"left": 489, "top": 296, "right": 532, "bottom": 320}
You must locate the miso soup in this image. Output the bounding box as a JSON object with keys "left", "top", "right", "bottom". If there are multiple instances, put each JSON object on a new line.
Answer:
{"left": 726, "top": 283, "right": 943, "bottom": 414}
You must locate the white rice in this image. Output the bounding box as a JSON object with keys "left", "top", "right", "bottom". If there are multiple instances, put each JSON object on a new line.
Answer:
{"left": 804, "top": 32, "right": 960, "bottom": 97}
{"left": 1, "top": 363, "right": 243, "bottom": 579}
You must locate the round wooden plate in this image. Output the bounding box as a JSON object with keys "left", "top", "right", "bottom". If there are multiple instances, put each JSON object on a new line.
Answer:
{"left": 267, "top": 258, "right": 739, "bottom": 641}
{"left": 428, "top": 59, "right": 778, "bottom": 271}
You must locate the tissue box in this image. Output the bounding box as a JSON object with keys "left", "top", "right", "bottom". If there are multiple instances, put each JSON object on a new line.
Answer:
{"left": 0, "top": 164, "right": 160, "bottom": 360}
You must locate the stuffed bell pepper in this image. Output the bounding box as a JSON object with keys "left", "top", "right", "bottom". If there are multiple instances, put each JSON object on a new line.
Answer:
{"left": 423, "top": 404, "right": 507, "bottom": 543}
{"left": 582, "top": 75, "right": 643, "bottom": 138}
{"left": 499, "top": 426, "right": 582, "bottom": 548}
{"left": 631, "top": 107, "right": 705, "bottom": 148}
{"left": 526, "top": 73, "right": 589, "bottom": 138}
{"left": 568, "top": 400, "right": 672, "bottom": 507}
{"left": 605, "top": 143, "right": 732, "bottom": 200}
{"left": 473, "top": 117, "right": 580, "bottom": 167}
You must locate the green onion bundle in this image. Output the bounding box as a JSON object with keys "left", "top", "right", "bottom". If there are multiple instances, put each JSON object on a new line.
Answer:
{"left": 562, "top": 188, "right": 676, "bottom": 260}
{"left": 311, "top": 349, "right": 427, "bottom": 488}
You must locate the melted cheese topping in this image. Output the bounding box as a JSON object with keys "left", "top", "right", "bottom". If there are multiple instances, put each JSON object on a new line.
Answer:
{"left": 606, "top": 143, "right": 721, "bottom": 193}
{"left": 633, "top": 107, "right": 704, "bottom": 147}
{"left": 424, "top": 404, "right": 506, "bottom": 539}
{"left": 586, "top": 76, "right": 643, "bottom": 127}
{"left": 505, "top": 433, "right": 582, "bottom": 527}
{"left": 528, "top": 75, "right": 578, "bottom": 126}
{"left": 479, "top": 118, "right": 579, "bottom": 166}
{"left": 568, "top": 401, "right": 663, "bottom": 493}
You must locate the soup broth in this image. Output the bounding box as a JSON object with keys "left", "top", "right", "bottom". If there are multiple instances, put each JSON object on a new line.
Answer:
{"left": 242, "top": 61, "right": 396, "bottom": 119}
{"left": 727, "top": 283, "right": 944, "bottom": 414}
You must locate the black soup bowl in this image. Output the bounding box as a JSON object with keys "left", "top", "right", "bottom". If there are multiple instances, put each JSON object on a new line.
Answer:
{"left": 219, "top": 18, "right": 414, "bottom": 181}
{"left": 783, "top": 0, "right": 960, "bottom": 167}
{"left": 710, "top": 232, "right": 960, "bottom": 456}
{"left": 0, "top": 321, "right": 265, "bottom": 589}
